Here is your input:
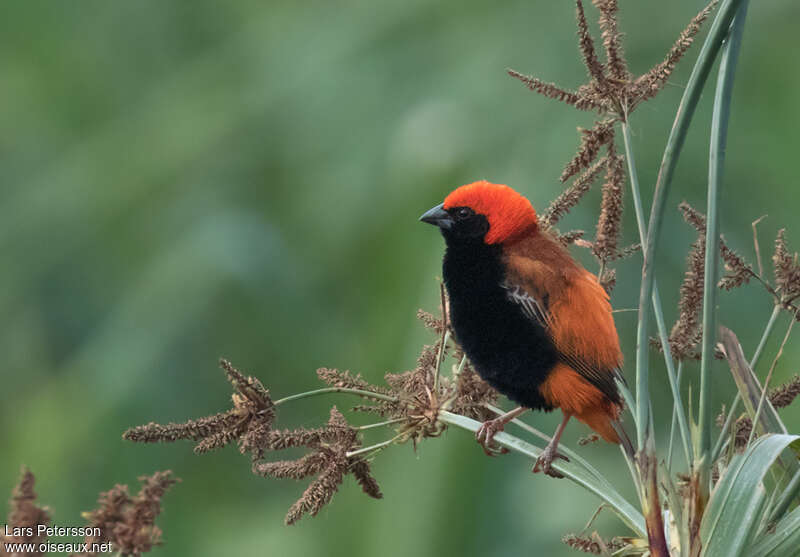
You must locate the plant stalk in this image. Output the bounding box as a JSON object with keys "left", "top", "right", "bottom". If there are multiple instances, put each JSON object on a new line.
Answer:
{"left": 274, "top": 387, "right": 399, "bottom": 406}
{"left": 621, "top": 120, "right": 693, "bottom": 468}
{"left": 634, "top": 0, "right": 746, "bottom": 449}
{"left": 698, "top": 0, "right": 748, "bottom": 473}
{"left": 667, "top": 362, "right": 684, "bottom": 471}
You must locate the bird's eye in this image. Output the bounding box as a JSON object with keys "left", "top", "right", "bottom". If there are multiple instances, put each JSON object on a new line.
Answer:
{"left": 456, "top": 207, "right": 473, "bottom": 219}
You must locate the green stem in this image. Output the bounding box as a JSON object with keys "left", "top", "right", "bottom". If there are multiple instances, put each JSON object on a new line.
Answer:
{"left": 750, "top": 304, "right": 783, "bottom": 369}
{"left": 438, "top": 410, "right": 646, "bottom": 537}
{"left": 454, "top": 354, "right": 468, "bottom": 378}
{"left": 699, "top": 1, "right": 748, "bottom": 472}
{"left": 634, "top": 0, "right": 746, "bottom": 449}
{"left": 435, "top": 330, "right": 451, "bottom": 390}
{"left": 747, "top": 310, "right": 794, "bottom": 446}
{"left": 667, "top": 362, "right": 684, "bottom": 471}
{"left": 274, "top": 387, "right": 399, "bottom": 406}
{"left": 768, "top": 467, "right": 800, "bottom": 524}
{"left": 621, "top": 120, "right": 693, "bottom": 467}
{"left": 711, "top": 303, "right": 781, "bottom": 461}
{"left": 357, "top": 417, "right": 407, "bottom": 430}
{"left": 346, "top": 432, "right": 405, "bottom": 458}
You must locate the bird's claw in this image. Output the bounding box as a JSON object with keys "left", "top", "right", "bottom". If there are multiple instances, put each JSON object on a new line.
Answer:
{"left": 532, "top": 446, "right": 569, "bottom": 478}
{"left": 475, "top": 418, "right": 509, "bottom": 456}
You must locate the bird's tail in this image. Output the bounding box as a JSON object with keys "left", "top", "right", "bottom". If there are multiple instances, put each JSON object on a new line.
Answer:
{"left": 611, "top": 419, "right": 635, "bottom": 459}
{"left": 575, "top": 405, "right": 622, "bottom": 445}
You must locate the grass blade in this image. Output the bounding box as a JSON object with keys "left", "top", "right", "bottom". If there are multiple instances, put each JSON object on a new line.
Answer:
{"left": 700, "top": 434, "right": 800, "bottom": 557}
{"left": 749, "top": 504, "right": 800, "bottom": 557}
{"left": 634, "top": 0, "right": 746, "bottom": 449}
{"left": 621, "top": 120, "right": 692, "bottom": 468}
{"left": 698, "top": 0, "right": 748, "bottom": 481}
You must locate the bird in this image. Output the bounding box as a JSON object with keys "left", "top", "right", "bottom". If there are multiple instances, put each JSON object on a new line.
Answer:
{"left": 419, "top": 180, "right": 626, "bottom": 477}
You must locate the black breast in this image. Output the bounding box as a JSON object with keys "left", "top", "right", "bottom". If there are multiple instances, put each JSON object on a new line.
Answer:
{"left": 442, "top": 239, "right": 558, "bottom": 411}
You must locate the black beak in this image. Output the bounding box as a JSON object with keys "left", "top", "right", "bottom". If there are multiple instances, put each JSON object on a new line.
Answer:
{"left": 419, "top": 203, "right": 453, "bottom": 230}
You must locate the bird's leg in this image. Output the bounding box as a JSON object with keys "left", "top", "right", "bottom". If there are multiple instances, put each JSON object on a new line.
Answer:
{"left": 475, "top": 406, "right": 528, "bottom": 456}
{"left": 533, "top": 412, "right": 571, "bottom": 478}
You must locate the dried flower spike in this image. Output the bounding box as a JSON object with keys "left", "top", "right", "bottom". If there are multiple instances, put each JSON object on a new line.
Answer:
{"left": 510, "top": 0, "right": 717, "bottom": 116}
{"left": 123, "top": 359, "right": 275, "bottom": 460}
{"left": 773, "top": 229, "right": 800, "bottom": 302}
{"left": 719, "top": 239, "right": 754, "bottom": 290}
{"left": 74, "top": 471, "right": 179, "bottom": 557}
{"left": 253, "top": 407, "right": 382, "bottom": 525}
{"left": 593, "top": 147, "right": 625, "bottom": 262}
{"left": 561, "top": 120, "right": 615, "bottom": 183}
{"left": 668, "top": 203, "right": 756, "bottom": 358}
{"left": 669, "top": 203, "right": 707, "bottom": 360}
{"left": 0, "top": 468, "right": 51, "bottom": 555}
{"left": 541, "top": 157, "right": 608, "bottom": 230}
{"left": 769, "top": 374, "right": 800, "bottom": 409}
{"left": 562, "top": 532, "right": 625, "bottom": 554}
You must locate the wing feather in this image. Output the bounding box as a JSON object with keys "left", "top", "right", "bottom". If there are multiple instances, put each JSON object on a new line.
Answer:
{"left": 501, "top": 247, "right": 624, "bottom": 404}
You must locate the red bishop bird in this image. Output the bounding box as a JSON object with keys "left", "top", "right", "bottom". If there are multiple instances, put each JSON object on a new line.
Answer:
{"left": 420, "top": 180, "right": 626, "bottom": 477}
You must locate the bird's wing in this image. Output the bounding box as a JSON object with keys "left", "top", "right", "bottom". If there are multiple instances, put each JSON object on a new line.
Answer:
{"left": 501, "top": 255, "right": 624, "bottom": 404}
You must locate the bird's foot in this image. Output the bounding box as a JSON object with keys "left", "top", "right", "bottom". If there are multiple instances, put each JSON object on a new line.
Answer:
{"left": 475, "top": 418, "right": 510, "bottom": 456}
{"left": 532, "top": 444, "right": 569, "bottom": 478}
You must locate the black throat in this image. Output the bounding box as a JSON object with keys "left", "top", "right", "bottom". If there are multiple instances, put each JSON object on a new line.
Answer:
{"left": 440, "top": 234, "right": 558, "bottom": 411}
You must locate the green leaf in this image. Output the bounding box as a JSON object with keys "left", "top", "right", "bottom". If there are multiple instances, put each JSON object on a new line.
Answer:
{"left": 749, "top": 504, "right": 800, "bottom": 557}
{"left": 701, "top": 434, "right": 800, "bottom": 557}
{"left": 767, "top": 466, "right": 800, "bottom": 525}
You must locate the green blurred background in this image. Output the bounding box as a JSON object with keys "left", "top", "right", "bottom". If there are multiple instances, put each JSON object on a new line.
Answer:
{"left": 2, "top": 1, "right": 799, "bottom": 555}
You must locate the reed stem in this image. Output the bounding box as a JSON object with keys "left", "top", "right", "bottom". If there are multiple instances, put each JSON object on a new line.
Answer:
{"left": 634, "top": 0, "right": 746, "bottom": 449}
{"left": 698, "top": 0, "right": 748, "bottom": 474}
{"left": 621, "top": 120, "right": 693, "bottom": 467}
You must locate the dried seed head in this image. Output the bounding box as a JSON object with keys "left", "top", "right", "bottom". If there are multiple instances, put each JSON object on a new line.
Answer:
{"left": 75, "top": 471, "right": 179, "bottom": 557}
{"left": 734, "top": 415, "right": 753, "bottom": 450}
{"left": 258, "top": 407, "right": 381, "bottom": 526}
{"left": 316, "top": 367, "right": 388, "bottom": 393}
{"left": 578, "top": 433, "right": 601, "bottom": 446}
{"left": 593, "top": 148, "right": 625, "bottom": 262}
{"left": 542, "top": 157, "right": 608, "bottom": 230}
{"left": 557, "top": 229, "right": 586, "bottom": 247}
{"left": 253, "top": 451, "right": 328, "bottom": 480}
{"left": 669, "top": 203, "right": 707, "bottom": 359}
{"left": 562, "top": 533, "right": 625, "bottom": 554}
{"left": 591, "top": 0, "right": 629, "bottom": 81}
{"left": 575, "top": 0, "right": 608, "bottom": 87}
{"left": 773, "top": 229, "right": 800, "bottom": 300}
{"left": 680, "top": 201, "right": 707, "bottom": 232}
{"left": 417, "top": 309, "right": 446, "bottom": 334}
{"left": 507, "top": 69, "right": 600, "bottom": 111}
{"left": 599, "top": 267, "right": 617, "bottom": 294}
{"left": 123, "top": 360, "right": 275, "bottom": 460}
{"left": 284, "top": 458, "right": 347, "bottom": 525}
{"left": 769, "top": 375, "right": 800, "bottom": 409}
{"left": 349, "top": 459, "right": 383, "bottom": 500}
{"left": 719, "top": 239, "right": 754, "bottom": 290}
{"left": 563, "top": 533, "right": 604, "bottom": 555}
{"left": 561, "top": 120, "right": 615, "bottom": 182}
{"left": 609, "top": 242, "right": 641, "bottom": 261}
{"left": 633, "top": 0, "right": 719, "bottom": 104}
{"left": 449, "top": 366, "right": 498, "bottom": 422}
{"left": 1, "top": 468, "right": 51, "bottom": 554}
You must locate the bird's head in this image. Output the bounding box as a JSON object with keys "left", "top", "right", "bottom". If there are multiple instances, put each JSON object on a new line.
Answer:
{"left": 419, "top": 180, "right": 538, "bottom": 245}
